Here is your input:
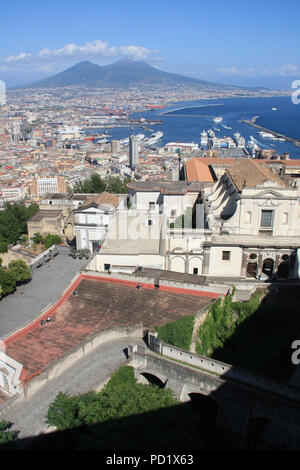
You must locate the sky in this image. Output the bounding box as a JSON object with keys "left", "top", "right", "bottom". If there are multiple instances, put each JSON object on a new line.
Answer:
{"left": 1, "top": 0, "right": 300, "bottom": 89}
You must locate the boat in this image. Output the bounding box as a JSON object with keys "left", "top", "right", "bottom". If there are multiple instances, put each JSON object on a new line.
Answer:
{"left": 200, "top": 131, "right": 208, "bottom": 147}
{"left": 258, "top": 131, "right": 285, "bottom": 141}
{"left": 213, "top": 116, "right": 223, "bottom": 123}
{"left": 272, "top": 108, "right": 277, "bottom": 111}
{"left": 234, "top": 132, "right": 246, "bottom": 148}
{"left": 145, "top": 131, "right": 163, "bottom": 146}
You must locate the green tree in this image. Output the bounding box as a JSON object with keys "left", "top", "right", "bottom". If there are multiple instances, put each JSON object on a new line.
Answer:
{"left": 0, "top": 268, "right": 16, "bottom": 296}
{"left": 73, "top": 174, "right": 130, "bottom": 194}
{"left": 32, "top": 232, "right": 44, "bottom": 244}
{"left": 0, "top": 421, "right": 18, "bottom": 445}
{"left": 0, "top": 202, "right": 38, "bottom": 251}
{"left": 8, "top": 259, "right": 32, "bottom": 284}
{"left": 44, "top": 234, "right": 62, "bottom": 249}
{"left": 0, "top": 242, "right": 8, "bottom": 253}
{"left": 47, "top": 366, "right": 178, "bottom": 432}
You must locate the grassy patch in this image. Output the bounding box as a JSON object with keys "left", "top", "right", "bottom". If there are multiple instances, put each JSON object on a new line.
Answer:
{"left": 196, "top": 287, "right": 300, "bottom": 381}
{"left": 154, "top": 315, "right": 195, "bottom": 350}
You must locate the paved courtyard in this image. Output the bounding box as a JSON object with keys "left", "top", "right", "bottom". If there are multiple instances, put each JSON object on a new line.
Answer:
{"left": 4, "top": 274, "right": 216, "bottom": 384}
{"left": 0, "top": 337, "right": 144, "bottom": 439}
{"left": 0, "top": 246, "right": 87, "bottom": 340}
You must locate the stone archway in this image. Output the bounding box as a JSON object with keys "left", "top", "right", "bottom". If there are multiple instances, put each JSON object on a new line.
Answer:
{"left": 246, "top": 262, "right": 257, "bottom": 278}
{"left": 262, "top": 258, "right": 274, "bottom": 277}
{"left": 170, "top": 256, "right": 185, "bottom": 273}
{"left": 138, "top": 372, "right": 167, "bottom": 388}
{"left": 189, "top": 256, "right": 203, "bottom": 275}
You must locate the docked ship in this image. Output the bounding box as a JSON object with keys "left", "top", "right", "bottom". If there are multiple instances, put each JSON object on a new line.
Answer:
{"left": 234, "top": 132, "right": 246, "bottom": 148}
{"left": 200, "top": 130, "right": 208, "bottom": 147}
{"left": 145, "top": 131, "right": 163, "bottom": 146}
{"left": 247, "top": 136, "right": 261, "bottom": 156}
{"left": 258, "top": 131, "right": 285, "bottom": 142}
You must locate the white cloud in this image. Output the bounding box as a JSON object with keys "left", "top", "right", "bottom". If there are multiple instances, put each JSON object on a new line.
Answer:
{"left": 0, "top": 40, "right": 160, "bottom": 73}
{"left": 38, "top": 40, "right": 158, "bottom": 61}
{"left": 5, "top": 52, "right": 32, "bottom": 63}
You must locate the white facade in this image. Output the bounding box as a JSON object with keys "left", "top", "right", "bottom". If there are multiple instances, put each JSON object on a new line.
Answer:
{"left": 75, "top": 206, "right": 113, "bottom": 252}
{"left": 37, "top": 178, "right": 59, "bottom": 197}
{"left": 1, "top": 185, "right": 25, "bottom": 202}
{"left": 89, "top": 163, "right": 300, "bottom": 279}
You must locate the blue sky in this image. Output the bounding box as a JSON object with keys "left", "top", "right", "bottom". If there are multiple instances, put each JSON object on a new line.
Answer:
{"left": 1, "top": 0, "right": 299, "bottom": 88}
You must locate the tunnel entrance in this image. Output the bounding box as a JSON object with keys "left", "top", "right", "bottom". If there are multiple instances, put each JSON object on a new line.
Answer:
{"left": 140, "top": 373, "right": 166, "bottom": 388}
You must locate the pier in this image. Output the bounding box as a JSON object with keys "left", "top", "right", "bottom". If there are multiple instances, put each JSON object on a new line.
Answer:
{"left": 241, "top": 119, "right": 300, "bottom": 147}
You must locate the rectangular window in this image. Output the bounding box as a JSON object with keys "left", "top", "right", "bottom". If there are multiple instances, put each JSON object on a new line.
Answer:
{"left": 104, "top": 264, "right": 111, "bottom": 271}
{"left": 260, "top": 210, "right": 273, "bottom": 228}
{"left": 148, "top": 219, "right": 153, "bottom": 226}
{"left": 222, "top": 251, "right": 231, "bottom": 261}
{"left": 193, "top": 268, "right": 198, "bottom": 275}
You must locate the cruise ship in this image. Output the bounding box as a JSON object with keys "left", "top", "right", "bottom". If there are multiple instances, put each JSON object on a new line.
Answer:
{"left": 200, "top": 130, "right": 208, "bottom": 147}
{"left": 247, "top": 136, "right": 261, "bottom": 156}
{"left": 258, "top": 131, "right": 285, "bottom": 142}
{"left": 234, "top": 132, "right": 246, "bottom": 148}
{"left": 145, "top": 131, "right": 163, "bottom": 146}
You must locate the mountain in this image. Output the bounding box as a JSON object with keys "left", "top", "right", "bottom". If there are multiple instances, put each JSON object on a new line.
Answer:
{"left": 20, "top": 59, "right": 242, "bottom": 90}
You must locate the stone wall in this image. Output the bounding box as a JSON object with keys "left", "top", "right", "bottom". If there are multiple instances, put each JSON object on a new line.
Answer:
{"left": 21, "top": 323, "right": 143, "bottom": 399}
{"left": 147, "top": 331, "right": 300, "bottom": 403}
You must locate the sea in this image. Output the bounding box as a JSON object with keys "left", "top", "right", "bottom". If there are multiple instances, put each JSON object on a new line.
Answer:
{"left": 87, "top": 95, "right": 300, "bottom": 159}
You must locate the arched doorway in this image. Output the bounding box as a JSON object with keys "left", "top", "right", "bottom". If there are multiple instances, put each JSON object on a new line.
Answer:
{"left": 262, "top": 258, "right": 274, "bottom": 277}
{"left": 170, "top": 256, "right": 185, "bottom": 273}
{"left": 246, "top": 262, "right": 257, "bottom": 278}
{"left": 277, "top": 254, "right": 290, "bottom": 278}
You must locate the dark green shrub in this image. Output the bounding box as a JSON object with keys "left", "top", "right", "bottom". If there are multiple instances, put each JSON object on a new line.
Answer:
{"left": 154, "top": 315, "right": 195, "bottom": 350}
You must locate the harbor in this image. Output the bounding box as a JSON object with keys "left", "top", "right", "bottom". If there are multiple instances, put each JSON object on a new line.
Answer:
{"left": 241, "top": 119, "right": 300, "bottom": 148}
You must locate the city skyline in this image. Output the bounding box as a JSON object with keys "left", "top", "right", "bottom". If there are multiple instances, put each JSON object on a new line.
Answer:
{"left": 1, "top": 0, "right": 300, "bottom": 89}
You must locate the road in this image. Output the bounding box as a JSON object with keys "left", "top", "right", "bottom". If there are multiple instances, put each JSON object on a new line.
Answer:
{"left": 0, "top": 246, "right": 87, "bottom": 340}
{"left": 0, "top": 336, "right": 144, "bottom": 439}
